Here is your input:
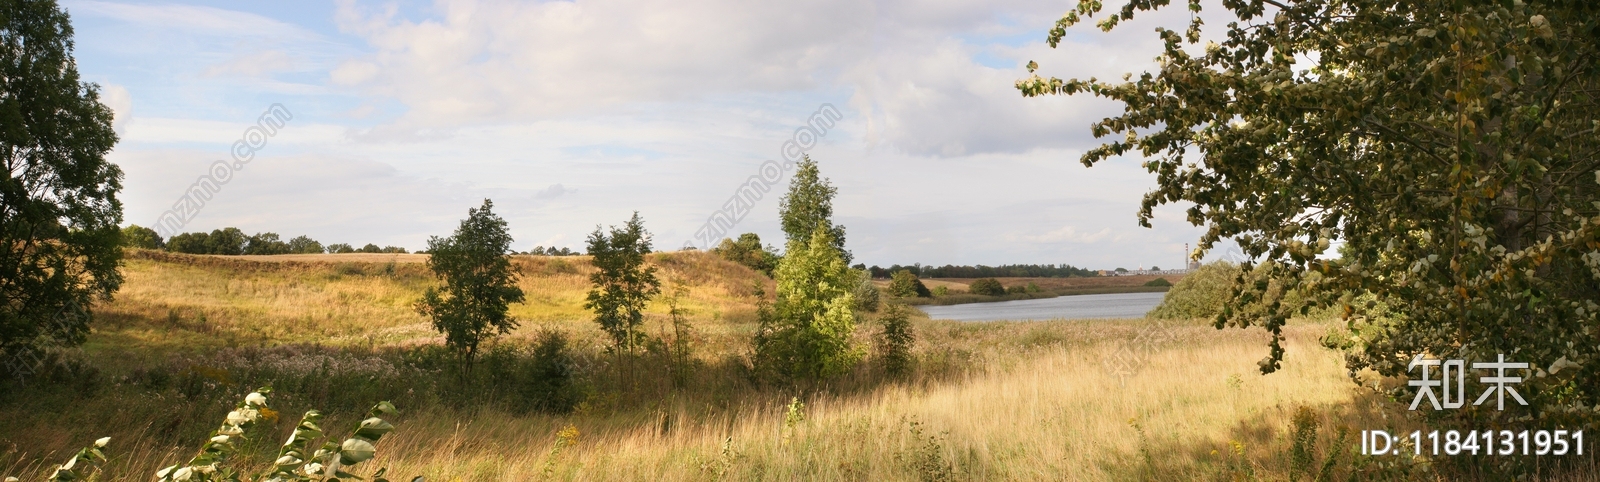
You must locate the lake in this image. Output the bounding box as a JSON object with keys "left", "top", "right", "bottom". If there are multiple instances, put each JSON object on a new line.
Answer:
{"left": 915, "top": 291, "right": 1166, "bottom": 322}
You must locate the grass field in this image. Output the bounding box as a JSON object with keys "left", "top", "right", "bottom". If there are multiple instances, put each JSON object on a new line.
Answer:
{"left": 1, "top": 251, "right": 1594, "bottom": 480}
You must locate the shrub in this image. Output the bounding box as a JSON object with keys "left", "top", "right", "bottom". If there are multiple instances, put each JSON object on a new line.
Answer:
{"left": 851, "top": 269, "right": 880, "bottom": 312}
{"left": 1143, "top": 278, "right": 1172, "bottom": 287}
{"left": 932, "top": 286, "right": 948, "bottom": 297}
{"left": 874, "top": 304, "right": 915, "bottom": 377}
{"left": 711, "top": 233, "right": 779, "bottom": 276}
{"left": 967, "top": 278, "right": 1004, "bottom": 296}
{"left": 1005, "top": 285, "right": 1025, "bottom": 294}
{"left": 517, "top": 331, "right": 582, "bottom": 414}
{"left": 1146, "top": 262, "right": 1241, "bottom": 319}
{"left": 888, "top": 270, "right": 930, "bottom": 298}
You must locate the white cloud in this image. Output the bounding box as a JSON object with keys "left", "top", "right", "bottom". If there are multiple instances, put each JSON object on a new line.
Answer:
{"left": 99, "top": 83, "right": 132, "bottom": 134}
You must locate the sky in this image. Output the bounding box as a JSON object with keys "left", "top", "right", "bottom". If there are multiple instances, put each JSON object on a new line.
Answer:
{"left": 66, "top": 0, "right": 1246, "bottom": 270}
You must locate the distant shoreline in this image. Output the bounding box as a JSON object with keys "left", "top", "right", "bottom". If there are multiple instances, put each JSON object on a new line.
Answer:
{"left": 898, "top": 285, "right": 1170, "bottom": 306}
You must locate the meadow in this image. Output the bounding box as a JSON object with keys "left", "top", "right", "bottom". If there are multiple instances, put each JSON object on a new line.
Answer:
{"left": 1, "top": 250, "right": 1594, "bottom": 480}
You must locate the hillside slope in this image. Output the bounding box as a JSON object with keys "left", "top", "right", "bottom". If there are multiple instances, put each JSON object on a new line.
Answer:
{"left": 94, "top": 249, "right": 773, "bottom": 354}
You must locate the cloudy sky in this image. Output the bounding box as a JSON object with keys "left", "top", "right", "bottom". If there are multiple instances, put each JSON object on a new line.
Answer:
{"left": 68, "top": 0, "right": 1238, "bottom": 270}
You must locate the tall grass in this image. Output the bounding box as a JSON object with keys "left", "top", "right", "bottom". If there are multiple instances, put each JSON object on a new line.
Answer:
{"left": 4, "top": 252, "right": 1595, "bottom": 480}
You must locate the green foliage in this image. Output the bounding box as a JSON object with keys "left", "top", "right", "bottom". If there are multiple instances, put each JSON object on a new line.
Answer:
{"left": 1146, "top": 262, "right": 1241, "bottom": 320}
{"left": 1022, "top": 1, "right": 1600, "bottom": 427}
{"left": 1142, "top": 278, "right": 1172, "bottom": 287}
{"left": 514, "top": 331, "right": 582, "bottom": 414}
{"left": 851, "top": 268, "right": 881, "bottom": 312}
{"left": 752, "top": 228, "right": 863, "bottom": 383}
{"left": 1004, "top": 285, "right": 1025, "bottom": 295}
{"left": 584, "top": 212, "right": 661, "bottom": 352}
{"left": 1025, "top": 282, "right": 1041, "bottom": 293}
{"left": 874, "top": 304, "right": 915, "bottom": 378}
{"left": 244, "top": 233, "right": 290, "bottom": 255}
{"left": 0, "top": 0, "right": 124, "bottom": 364}
{"left": 967, "top": 278, "right": 1004, "bottom": 296}
{"left": 286, "top": 236, "right": 324, "bottom": 254}
{"left": 779, "top": 156, "right": 850, "bottom": 264}
{"left": 657, "top": 283, "right": 698, "bottom": 388}
{"left": 415, "top": 199, "right": 525, "bottom": 372}
{"left": 121, "top": 225, "right": 163, "bottom": 249}
{"left": 710, "top": 233, "right": 779, "bottom": 276}
{"left": 888, "top": 270, "right": 931, "bottom": 298}
{"left": 931, "top": 286, "right": 948, "bottom": 297}
{"left": 359, "top": 244, "right": 381, "bottom": 253}
{"left": 325, "top": 243, "right": 355, "bottom": 254}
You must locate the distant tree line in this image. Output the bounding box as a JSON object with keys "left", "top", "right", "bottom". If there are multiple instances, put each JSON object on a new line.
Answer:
{"left": 118, "top": 225, "right": 407, "bottom": 255}
{"left": 866, "top": 263, "right": 1097, "bottom": 279}
{"left": 520, "top": 245, "right": 582, "bottom": 256}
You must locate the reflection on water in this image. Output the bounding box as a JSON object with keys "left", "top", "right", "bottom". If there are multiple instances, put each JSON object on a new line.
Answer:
{"left": 915, "top": 291, "right": 1166, "bottom": 322}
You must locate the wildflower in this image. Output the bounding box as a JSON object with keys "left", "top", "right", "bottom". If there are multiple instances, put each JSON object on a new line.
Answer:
{"left": 246, "top": 392, "right": 268, "bottom": 406}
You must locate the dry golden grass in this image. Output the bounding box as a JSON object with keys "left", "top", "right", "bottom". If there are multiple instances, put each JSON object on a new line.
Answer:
{"left": 7, "top": 252, "right": 1594, "bottom": 481}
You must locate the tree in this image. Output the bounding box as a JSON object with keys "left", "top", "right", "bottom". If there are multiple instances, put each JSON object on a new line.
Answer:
{"left": 779, "top": 155, "right": 850, "bottom": 264}
{"left": 752, "top": 228, "right": 863, "bottom": 382}
{"left": 286, "top": 235, "right": 324, "bottom": 254}
{"left": 359, "top": 243, "right": 381, "bottom": 253}
{"left": 326, "top": 243, "right": 355, "bottom": 254}
{"left": 968, "top": 278, "right": 1005, "bottom": 296}
{"left": 120, "top": 225, "right": 162, "bottom": 249}
{"left": 414, "top": 199, "right": 524, "bottom": 373}
{"left": 850, "top": 268, "right": 881, "bottom": 312}
{"left": 711, "top": 232, "right": 779, "bottom": 276}
{"left": 0, "top": 0, "right": 124, "bottom": 363}
{"left": 584, "top": 212, "right": 661, "bottom": 352}
{"left": 244, "top": 232, "right": 289, "bottom": 255}
{"left": 1019, "top": 1, "right": 1600, "bottom": 425}
{"left": 165, "top": 232, "right": 209, "bottom": 254}
{"left": 204, "top": 228, "right": 246, "bottom": 255}
{"left": 888, "top": 270, "right": 931, "bottom": 298}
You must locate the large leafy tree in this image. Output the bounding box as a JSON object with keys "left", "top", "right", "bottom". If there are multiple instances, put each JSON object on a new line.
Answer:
{"left": 779, "top": 155, "right": 850, "bottom": 264}
{"left": 1, "top": 0, "right": 123, "bottom": 363}
{"left": 584, "top": 211, "right": 661, "bottom": 352}
{"left": 415, "top": 199, "right": 524, "bottom": 372}
{"left": 1019, "top": 0, "right": 1599, "bottom": 423}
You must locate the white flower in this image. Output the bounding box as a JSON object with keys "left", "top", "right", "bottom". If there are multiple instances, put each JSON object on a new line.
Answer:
{"left": 172, "top": 467, "right": 194, "bottom": 481}
{"left": 210, "top": 435, "right": 231, "bottom": 444}
{"left": 94, "top": 437, "right": 111, "bottom": 448}
{"left": 302, "top": 462, "right": 324, "bottom": 475}
{"left": 225, "top": 410, "right": 247, "bottom": 425}
{"left": 246, "top": 392, "right": 268, "bottom": 406}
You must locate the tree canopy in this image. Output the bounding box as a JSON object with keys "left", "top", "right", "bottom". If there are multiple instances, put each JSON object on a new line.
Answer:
{"left": 1, "top": 0, "right": 124, "bottom": 361}
{"left": 1019, "top": 0, "right": 1600, "bottom": 422}
{"left": 779, "top": 155, "right": 849, "bottom": 264}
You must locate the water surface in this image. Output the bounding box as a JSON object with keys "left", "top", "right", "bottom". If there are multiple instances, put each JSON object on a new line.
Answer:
{"left": 915, "top": 291, "right": 1165, "bottom": 322}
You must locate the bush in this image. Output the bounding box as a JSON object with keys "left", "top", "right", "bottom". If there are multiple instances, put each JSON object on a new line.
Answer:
{"left": 968, "top": 278, "right": 1004, "bottom": 296}
{"left": 888, "top": 270, "right": 931, "bottom": 298}
{"left": 1143, "top": 278, "right": 1173, "bottom": 287}
{"left": 851, "top": 269, "right": 881, "bottom": 312}
{"left": 874, "top": 304, "right": 915, "bottom": 377}
{"left": 1146, "top": 262, "right": 1241, "bottom": 319}
{"left": 1005, "top": 285, "right": 1025, "bottom": 294}
{"left": 516, "top": 331, "right": 582, "bottom": 414}
{"left": 711, "top": 233, "right": 779, "bottom": 276}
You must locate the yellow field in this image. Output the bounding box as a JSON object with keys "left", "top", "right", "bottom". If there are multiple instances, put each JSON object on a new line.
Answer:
{"left": 3, "top": 251, "right": 1594, "bottom": 480}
